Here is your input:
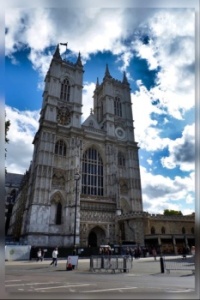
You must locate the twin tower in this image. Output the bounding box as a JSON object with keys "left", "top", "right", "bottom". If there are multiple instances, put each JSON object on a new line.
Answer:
{"left": 9, "top": 44, "right": 144, "bottom": 248}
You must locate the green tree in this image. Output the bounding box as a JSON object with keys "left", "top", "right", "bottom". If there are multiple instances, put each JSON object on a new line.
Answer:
{"left": 163, "top": 209, "right": 182, "bottom": 216}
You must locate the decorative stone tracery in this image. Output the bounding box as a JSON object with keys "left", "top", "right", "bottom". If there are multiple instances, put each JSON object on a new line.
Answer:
{"left": 57, "top": 106, "right": 71, "bottom": 125}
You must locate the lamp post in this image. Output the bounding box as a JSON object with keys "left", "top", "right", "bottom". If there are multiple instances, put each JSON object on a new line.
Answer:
{"left": 73, "top": 172, "right": 80, "bottom": 255}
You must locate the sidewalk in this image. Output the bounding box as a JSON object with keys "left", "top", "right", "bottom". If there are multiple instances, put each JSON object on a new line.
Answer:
{"left": 4, "top": 256, "right": 175, "bottom": 275}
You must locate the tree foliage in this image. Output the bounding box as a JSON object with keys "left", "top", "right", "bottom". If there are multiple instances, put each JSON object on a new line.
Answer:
{"left": 163, "top": 209, "right": 182, "bottom": 216}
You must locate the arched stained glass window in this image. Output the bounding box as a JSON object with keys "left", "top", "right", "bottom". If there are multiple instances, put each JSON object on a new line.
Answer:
{"left": 55, "top": 140, "right": 66, "bottom": 156}
{"left": 82, "top": 148, "right": 103, "bottom": 196}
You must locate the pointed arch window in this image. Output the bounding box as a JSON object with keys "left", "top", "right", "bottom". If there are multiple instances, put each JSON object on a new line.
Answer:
{"left": 118, "top": 152, "right": 125, "bottom": 167}
{"left": 82, "top": 147, "right": 103, "bottom": 196}
{"left": 56, "top": 202, "right": 62, "bottom": 225}
{"left": 114, "top": 97, "right": 122, "bottom": 117}
{"left": 151, "top": 226, "right": 155, "bottom": 234}
{"left": 55, "top": 140, "right": 66, "bottom": 156}
{"left": 60, "top": 78, "right": 70, "bottom": 101}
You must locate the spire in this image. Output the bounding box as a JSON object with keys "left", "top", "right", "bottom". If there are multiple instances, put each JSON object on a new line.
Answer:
{"left": 96, "top": 77, "right": 99, "bottom": 87}
{"left": 122, "top": 71, "right": 129, "bottom": 85}
{"left": 103, "top": 64, "right": 112, "bottom": 80}
{"left": 53, "top": 44, "right": 62, "bottom": 60}
{"left": 76, "top": 52, "right": 83, "bottom": 67}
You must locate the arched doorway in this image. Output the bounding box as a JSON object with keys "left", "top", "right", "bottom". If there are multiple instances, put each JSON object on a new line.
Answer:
{"left": 88, "top": 232, "right": 97, "bottom": 247}
{"left": 88, "top": 226, "right": 106, "bottom": 247}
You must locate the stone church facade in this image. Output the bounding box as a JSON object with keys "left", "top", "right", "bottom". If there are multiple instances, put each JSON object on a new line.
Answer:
{"left": 8, "top": 44, "right": 145, "bottom": 248}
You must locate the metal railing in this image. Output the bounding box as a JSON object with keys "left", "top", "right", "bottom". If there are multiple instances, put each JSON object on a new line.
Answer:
{"left": 162, "top": 255, "right": 195, "bottom": 274}
{"left": 90, "top": 255, "right": 132, "bottom": 273}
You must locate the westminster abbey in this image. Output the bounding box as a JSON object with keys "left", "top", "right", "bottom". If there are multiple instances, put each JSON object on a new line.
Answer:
{"left": 8, "top": 44, "right": 145, "bottom": 248}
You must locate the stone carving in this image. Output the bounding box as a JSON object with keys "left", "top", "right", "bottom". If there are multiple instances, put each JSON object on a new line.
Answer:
{"left": 52, "top": 170, "right": 66, "bottom": 189}
{"left": 120, "top": 180, "right": 128, "bottom": 194}
{"left": 57, "top": 106, "right": 71, "bottom": 125}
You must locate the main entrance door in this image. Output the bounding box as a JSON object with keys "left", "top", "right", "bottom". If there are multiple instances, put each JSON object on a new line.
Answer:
{"left": 88, "top": 232, "right": 97, "bottom": 247}
{"left": 88, "top": 226, "right": 106, "bottom": 247}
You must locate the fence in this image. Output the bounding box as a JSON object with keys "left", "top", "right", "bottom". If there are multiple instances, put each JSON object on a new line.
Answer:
{"left": 163, "top": 255, "right": 195, "bottom": 274}
{"left": 90, "top": 255, "right": 132, "bottom": 273}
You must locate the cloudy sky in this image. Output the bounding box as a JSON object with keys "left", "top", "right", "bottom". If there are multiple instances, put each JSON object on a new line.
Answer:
{"left": 4, "top": 0, "right": 198, "bottom": 216}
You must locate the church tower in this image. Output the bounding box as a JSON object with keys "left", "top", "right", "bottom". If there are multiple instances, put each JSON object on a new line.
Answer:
{"left": 9, "top": 44, "right": 144, "bottom": 248}
{"left": 20, "top": 44, "right": 84, "bottom": 247}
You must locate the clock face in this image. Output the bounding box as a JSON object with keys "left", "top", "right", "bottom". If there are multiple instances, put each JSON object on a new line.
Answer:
{"left": 57, "top": 106, "right": 71, "bottom": 125}
{"left": 115, "top": 127, "right": 125, "bottom": 139}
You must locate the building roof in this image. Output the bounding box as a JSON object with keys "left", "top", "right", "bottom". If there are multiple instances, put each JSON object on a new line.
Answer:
{"left": 5, "top": 173, "right": 24, "bottom": 187}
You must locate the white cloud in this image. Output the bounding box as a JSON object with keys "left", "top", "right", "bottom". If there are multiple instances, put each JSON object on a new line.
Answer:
{"left": 161, "top": 124, "right": 195, "bottom": 171}
{"left": 131, "top": 83, "right": 171, "bottom": 151}
{"left": 5, "top": 106, "right": 39, "bottom": 174}
{"left": 147, "top": 158, "right": 153, "bottom": 165}
{"left": 132, "top": 9, "right": 195, "bottom": 121}
{"left": 5, "top": 8, "right": 126, "bottom": 80}
{"left": 140, "top": 166, "right": 195, "bottom": 215}
{"left": 82, "top": 82, "right": 95, "bottom": 122}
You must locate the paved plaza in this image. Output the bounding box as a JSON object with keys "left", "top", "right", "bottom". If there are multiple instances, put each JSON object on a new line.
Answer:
{"left": 4, "top": 255, "right": 198, "bottom": 299}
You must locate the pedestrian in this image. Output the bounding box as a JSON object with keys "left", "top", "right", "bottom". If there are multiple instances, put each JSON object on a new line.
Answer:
{"left": 50, "top": 247, "right": 58, "bottom": 266}
{"left": 37, "top": 248, "right": 42, "bottom": 262}
{"left": 182, "top": 246, "right": 187, "bottom": 259}
{"left": 152, "top": 247, "right": 157, "bottom": 260}
{"left": 191, "top": 246, "right": 195, "bottom": 256}
{"left": 41, "top": 248, "right": 45, "bottom": 261}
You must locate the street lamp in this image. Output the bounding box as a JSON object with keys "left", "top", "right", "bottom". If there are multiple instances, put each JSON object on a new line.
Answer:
{"left": 73, "top": 172, "right": 80, "bottom": 254}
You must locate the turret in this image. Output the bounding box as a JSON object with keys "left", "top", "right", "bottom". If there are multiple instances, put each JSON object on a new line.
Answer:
{"left": 53, "top": 44, "right": 62, "bottom": 60}
{"left": 103, "top": 64, "right": 112, "bottom": 80}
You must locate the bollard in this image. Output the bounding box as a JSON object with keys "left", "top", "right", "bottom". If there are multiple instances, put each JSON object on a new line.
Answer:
{"left": 160, "top": 256, "right": 164, "bottom": 273}
{"left": 123, "top": 257, "right": 127, "bottom": 273}
{"left": 101, "top": 256, "right": 104, "bottom": 269}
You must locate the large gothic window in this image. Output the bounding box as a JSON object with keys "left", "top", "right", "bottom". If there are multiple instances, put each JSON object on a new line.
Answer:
{"left": 55, "top": 140, "right": 66, "bottom": 156}
{"left": 82, "top": 148, "right": 103, "bottom": 196}
{"left": 60, "top": 78, "right": 70, "bottom": 101}
{"left": 114, "top": 97, "right": 122, "bottom": 117}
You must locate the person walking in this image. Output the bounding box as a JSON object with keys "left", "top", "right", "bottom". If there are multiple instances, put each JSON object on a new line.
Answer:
{"left": 37, "top": 248, "right": 42, "bottom": 262}
{"left": 50, "top": 247, "right": 58, "bottom": 266}
{"left": 152, "top": 247, "right": 157, "bottom": 260}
